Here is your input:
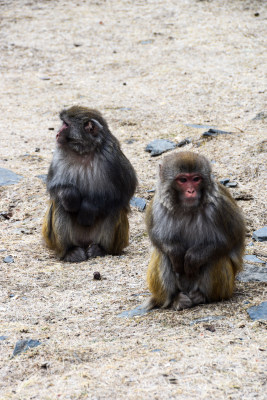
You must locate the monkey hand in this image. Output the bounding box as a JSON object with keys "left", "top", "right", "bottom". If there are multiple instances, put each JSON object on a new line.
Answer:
{"left": 59, "top": 186, "right": 82, "bottom": 212}
{"left": 77, "top": 198, "right": 99, "bottom": 227}
{"left": 184, "top": 248, "right": 202, "bottom": 277}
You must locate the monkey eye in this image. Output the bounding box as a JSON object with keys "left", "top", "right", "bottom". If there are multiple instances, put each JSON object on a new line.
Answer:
{"left": 193, "top": 176, "right": 201, "bottom": 182}
{"left": 178, "top": 177, "right": 187, "bottom": 183}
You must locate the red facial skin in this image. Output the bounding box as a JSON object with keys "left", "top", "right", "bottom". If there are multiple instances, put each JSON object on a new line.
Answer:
{"left": 56, "top": 122, "right": 69, "bottom": 142}
{"left": 175, "top": 173, "right": 202, "bottom": 202}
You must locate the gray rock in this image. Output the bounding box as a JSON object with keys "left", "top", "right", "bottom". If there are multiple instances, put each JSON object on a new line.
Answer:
{"left": 225, "top": 182, "right": 238, "bottom": 188}
{"left": 118, "top": 305, "right": 150, "bottom": 318}
{"left": 37, "top": 174, "right": 47, "bottom": 183}
{"left": 190, "top": 316, "right": 225, "bottom": 325}
{"left": 145, "top": 139, "right": 177, "bottom": 156}
{"left": 202, "top": 128, "right": 232, "bottom": 138}
{"left": 252, "top": 227, "right": 267, "bottom": 242}
{"left": 244, "top": 255, "right": 265, "bottom": 264}
{"left": 220, "top": 178, "right": 230, "bottom": 185}
{"left": 12, "top": 339, "right": 41, "bottom": 357}
{"left": 237, "top": 264, "right": 267, "bottom": 282}
{"left": 252, "top": 112, "right": 267, "bottom": 121}
{"left": 130, "top": 197, "right": 147, "bottom": 212}
{"left": 3, "top": 256, "right": 14, "bottom": 263}
{"left": 0, "top": 168, "right": 23, "bottom": 186}
{"left": 0, "top": 336, "right": 8, "bottom": 341}
{"left": 185, "top": 124, "right": 216, "bottom": 130}
{"left": 177, "top": 138, "right": 191, "bottom": 147}
{"left": 247, "top": 302, "right": 267, "bottom": 321}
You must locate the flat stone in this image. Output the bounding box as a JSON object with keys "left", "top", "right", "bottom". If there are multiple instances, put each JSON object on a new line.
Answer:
{"left": 118, "top": 305, "right": 150, "bottom": 318}
{"left": 202, "top": 128, "right": 232, "bottom": 137}
{"left": 12, "top": 339, "right": 41, "bottom": 357}
{"left": 130, "top": 197, "right": 147, "bottom": 211}
{"left": 244, "top": 255, "right": 265, "bottom": 264}
{"left": 237, "top": 264, "right": 267, "bottom": 282}
{"left": 252, "top": 227, "right": 267, "bottom": 242}
{"left": 220, "top": 178, "right": 230, "bottom": 185}
{"left": 185, "top": 124, "right": 216, "bottom": 129}
{"left": 36, "top": 174, "right": 47, "bottom": 183}
{"left": 247, "top": 302, "right": 267, "bottom": 321}
{"left": 3, "top": 256, "right": 14, "bottom": 263}
{"left": 0, "top": 168, "right": 23, "bottom": 186}
{"left": 145, "top": 139, "right": 177, "bottom": 156}
{"left": 225, "top": 182, "right": 238, "bottom": 188}
{"left": 190, "top": 316, "right": 225, "bottom": 325}
{"left": 177, "top": 138, "right": 191, "bottom": 147}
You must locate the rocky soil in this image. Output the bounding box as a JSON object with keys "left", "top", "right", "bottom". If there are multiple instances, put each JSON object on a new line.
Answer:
{"left": 0, "top": 1, "right": 266, "bottom": 399}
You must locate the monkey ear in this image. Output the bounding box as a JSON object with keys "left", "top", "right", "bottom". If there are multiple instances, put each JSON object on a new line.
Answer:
{"left": 85, "top": 119, "right": 103, "bottom": 136}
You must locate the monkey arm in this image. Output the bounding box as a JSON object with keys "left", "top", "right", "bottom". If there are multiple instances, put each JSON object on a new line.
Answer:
{"left": 49, "top": 185, "right": 82, "bottom": 213}
{"left": 184, "top": 241, "right": 230, "bottom": 276}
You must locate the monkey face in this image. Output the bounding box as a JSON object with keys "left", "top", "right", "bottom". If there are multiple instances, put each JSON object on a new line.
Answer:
{"left": 175, "top": 173, "right": 203, "bottom": 206}
{"left": 56, "top": 107, "right": 106, "bottom": 154}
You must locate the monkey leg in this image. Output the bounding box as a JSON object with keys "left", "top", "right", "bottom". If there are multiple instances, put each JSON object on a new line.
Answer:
{"left": 206, "top": 257, "right": 236, "bottom": 302}
{"left": 145, "top": 249, "right": 177, "bottom": 310}
{"left": 43, "top": 201, "right": 87, "bottom": 262}
{"left": 42, "top": 201, "right": 64, "bottom": 254}
{"left": 87, "top": 243, "right": 106, "bottom": 258}
{"left": 63, "top": 247, "right": 87, "bottom": 263}
{"left": 174, "top": 257, "right": 236, "bottom": 309}
{"left": 105, "top": 209, "right": 130, "bottom": 255}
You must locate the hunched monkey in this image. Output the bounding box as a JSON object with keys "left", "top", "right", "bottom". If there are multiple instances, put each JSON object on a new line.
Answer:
{"left": 43, "top": 106, "right": 137, "bottom": 262}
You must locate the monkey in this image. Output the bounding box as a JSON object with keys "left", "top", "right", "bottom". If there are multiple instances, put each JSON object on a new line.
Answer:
{"left": 145, "top": 151, "right": 245, "bottom": 311}
{"left": 42, "top": 106, "right": 137, "bottom": 262}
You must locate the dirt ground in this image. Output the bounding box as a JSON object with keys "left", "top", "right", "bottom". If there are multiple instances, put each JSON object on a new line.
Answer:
{"left": 0, "top": 0, "right": 266, "bottom": 399}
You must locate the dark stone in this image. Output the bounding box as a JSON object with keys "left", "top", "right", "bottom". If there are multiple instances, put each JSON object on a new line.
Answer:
{"left": 177, "top": 138, "right": 191, "bottom": 147}
{"left": 0, "top": 168, "right": 23, "bottom": 186}
{"left": 190, "top": 316, "right": 225, "bottom": 325}
{"left": 74, "top": 43, "right": 82, "bottom": 47}
{"left": 12, "top": 339, "right": 41, "bottom": 357}
{"left": 130, "top": 197, "right": 147, "bottom": 211}
{"left": 3, "top": 256, "right": 14, "bottom": 263}
{"left": 225, "top": 182, "right": 238, "bottom": 188}
{"left": 252, "top": 227, "right": 267, "bottom": 242}
{"left": 93, "top": 271, "right": 101, "bottom": 280}
{"left": 125, "top": 139, "right": 136, "bottom": 144}
{"left": 202, "top": 128, "right": 232, "bottom": 138}
{"left": 244, "top": 255, "right": 265, "bottom": 264}
{"left": 220, "top": 178, "right": 230, "bottom": 185}
{"left": 145, "top": 139, "right": 177, "bottom": 156}
{"left": 237, "top": 264, "right": 267, "bottom": 282}
{"left": 37, "top": 174, "right": 47, "bottom": 183}
{"left": 247, "top": 302, "right": 267, "bottom": 321}
{"left": 118, "top": 305, "right": 150, "bottom": 318}
{"left": 252, "top": 112, "right": 267, "bottom": 121}
{"left": 35, "top": 147, "right": 40, "bottom": 152}
{"left": 48, "top": 127, "right": 54, "bottom": 130}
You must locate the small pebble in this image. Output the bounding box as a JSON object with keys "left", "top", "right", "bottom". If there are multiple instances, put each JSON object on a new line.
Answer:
{"left": 93, "top": 271, "right": 101, "bottom": 280}
{"left": 4, "top": 256, "right": 14, "bottom": 263}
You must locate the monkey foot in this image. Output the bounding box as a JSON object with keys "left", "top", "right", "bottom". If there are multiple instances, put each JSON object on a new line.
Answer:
{"left": 173, "top": 292, "right": 193, "bottom": 310}
{"left": 87, "top": 243, "right": 106, "bottom": 259}
{"left": 63, "top": 247, "right": 87, "bottom": 263}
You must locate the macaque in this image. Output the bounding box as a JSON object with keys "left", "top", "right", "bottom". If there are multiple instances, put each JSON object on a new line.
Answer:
{"left": 145, "top": 151, "right": 245, "bottom": 310}
{"left": 42, "top": 106, "right": 137, "bottom": 262}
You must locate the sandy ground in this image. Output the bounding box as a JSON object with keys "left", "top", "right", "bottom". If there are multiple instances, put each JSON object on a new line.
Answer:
{"left": 0, "top": 0, "right": 266, "bottom": 399}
